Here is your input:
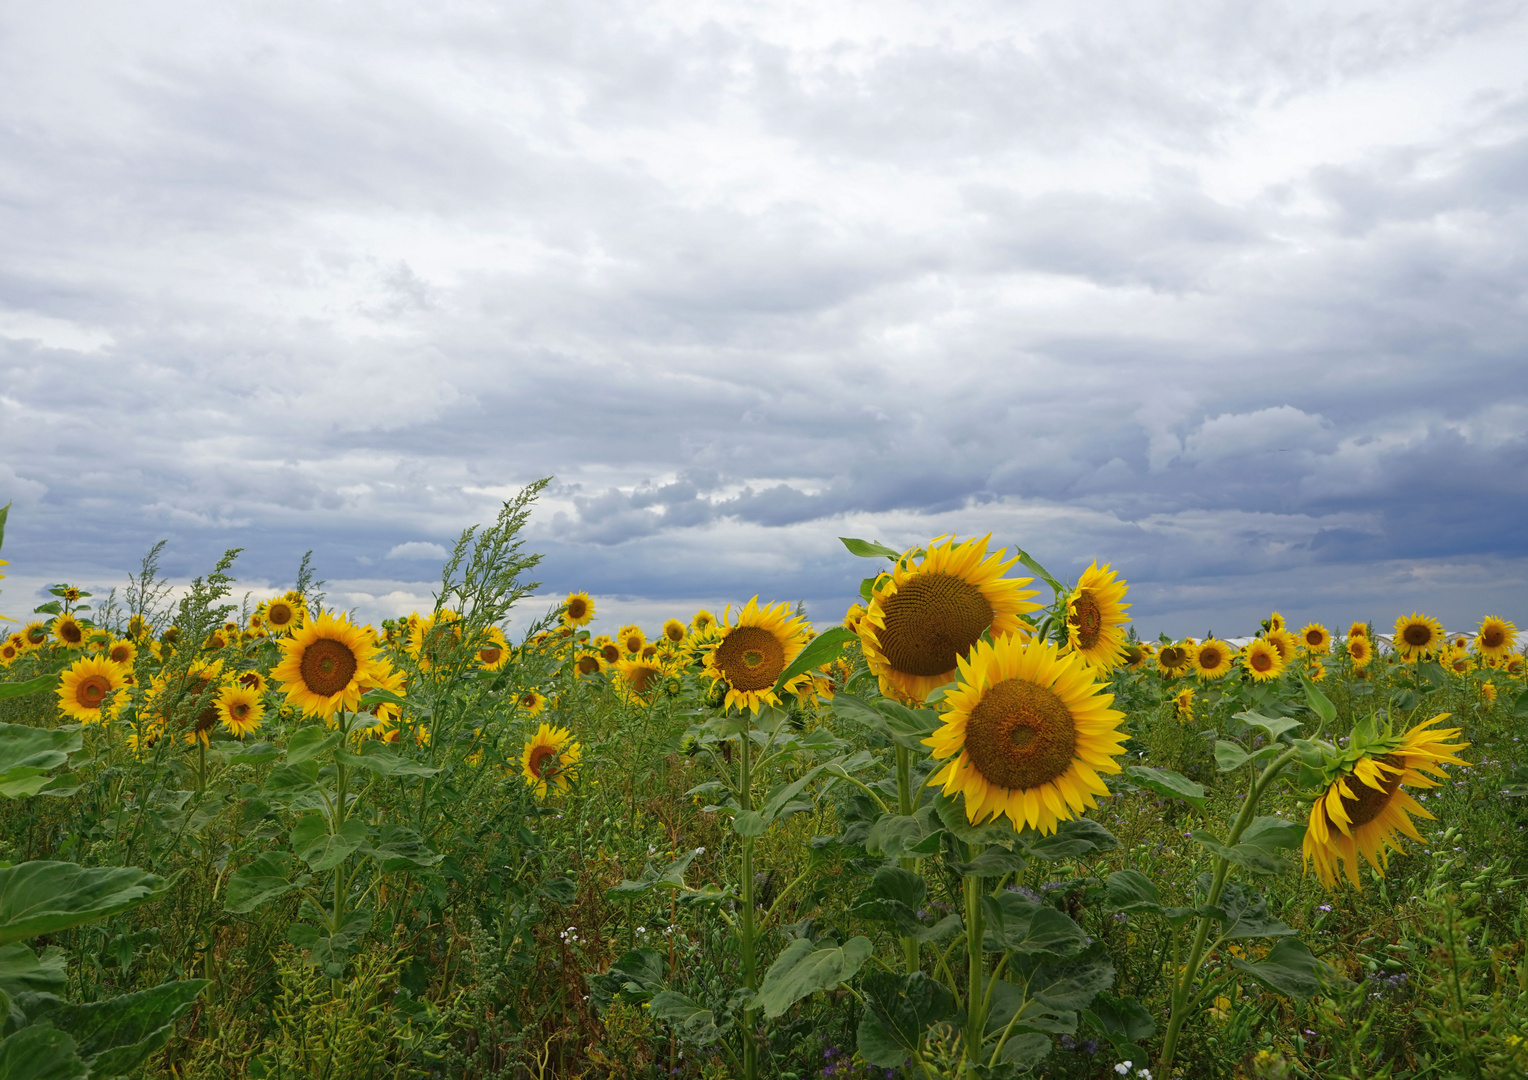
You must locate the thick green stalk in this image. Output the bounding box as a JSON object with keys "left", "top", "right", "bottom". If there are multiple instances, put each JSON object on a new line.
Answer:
{"left": 332, "top": 715, "right": 352, "bottom": 930}
{"left": 895, "top": 743, "right": 920, "bottom": 973}
{"left": 1158, "top": 747, "right": 1300, "bottom": 1071}
{"left": 963, "top": 843, "right": 986, "bottom": 1070}
{"left": 739, "top": 728, "right": 758, "bottom": 1080}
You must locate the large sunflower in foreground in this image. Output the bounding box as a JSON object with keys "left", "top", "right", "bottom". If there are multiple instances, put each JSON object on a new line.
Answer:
{"left": 860, "top": 535, "right": 1039, "bottom": 703}
{"left": 520, "top": 723, "right": 581, "bottom": 799}
{"left": 1393, "top": 613, "right": 1444, "bottom": 660}
{"left": 926, "top": 637, "right": 1126, "bottom": 835}
{"left": 57, "top": 654, "right": 128, "bottom": 723}
{"left": 1063, "top": 562, "right": 1131, "bottom": 672}
{"left": 1303, "top": 714, "right": 1469, "bottom": 889}
{"left": 562, "top": 591, "right": 595, "bottom": 628}
{"left": 272, "top": 611, "right": 388, "bottom": 719}
{"left": 1242, "top": 639, "right": 1284, "bottom": 682}
{"left": 1192, "top": 639, "right": 1234, "bottom": 680}
{"left": 704, "top": 597, "right": 812, "bottom": 713}
{"left": 1475, "top": 616, "right": 1516, "bottom": 661}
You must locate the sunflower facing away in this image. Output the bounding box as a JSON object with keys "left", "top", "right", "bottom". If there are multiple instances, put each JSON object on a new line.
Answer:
{"left": 925, "top": 637, "right": 1126, "bottom": 835}
{"left": 1192, "top": 639, "right": 1234, "bottom": 680}
{"left": 57, "top": 654, "right": 128, "bottom": 723}
{"left": 216, "top": 684, "right": 265, "bottom": 738}
{"left": 520, "top": 723, "right": 582, "bottom": 799}
{"left": 562, "top": 591, "right": 595, "bottom": 628}
{"left": 272, "top": 611, "right": 388, "bottom": 719}
{"left": 703, "top": 596, "right": 813, "bottom": 713}
{"left": 1303, "top": 714, "right": 1470, "bottom": 889}
{"left": 1475, "top": 616, "right": 1516, "bottom": 661}
{"left": 1242, "top": 639, "right": 1285, "bottom": 682}
{"left": 1064, "top": 562, "right": 1131, "bottom": 672}
{"left": 1393, "top": 613, "right": 1444, "bottom": 660}
{"left": 859, "top": 535, "right": 1040, "bottom": 704}
{"left": 1299, "top": 624, "right": 1331, "bottom": 653}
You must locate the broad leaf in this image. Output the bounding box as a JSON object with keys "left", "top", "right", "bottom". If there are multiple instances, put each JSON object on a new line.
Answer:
{"left": 0, "top": 674, "right": 60, "bottom": 703}
{"left": 335, "top": 743, "right": 441, "bottom": 778}
{"left": 0, "top": 1025, "right": 88, "bottom": 1080}
{"left": 649, "top": 991, "right": 725, "bottom": 1046}
{"left": 1103, "top": 870, "right": 1161, "bottom": 914}
{"left": 982, "top": 894, "right": 1089, "bottom": 958}
{"left": 949, "top": 845, "right": 1028, "bottom": 878}
{"left": 1202, "top": 883, "right": 1295, "bottom": 940}
{"left": 756, "top": 936, "right": 873, "bottom": 1019}
{"left": 856, "top": 971, "right": 955, "bottom": 1068}
{"left": 1230, "top": 937, "right": 1331, "bottom": 999}
{"left": 365, "top": 825, "right": 443, "bottom": 872}
{"left": 588, "top": 948, "right": 667, "bottom": 1011}
{"left": 283, "top": 725, "right": 340, "bottom": 766}
{"left": 289, "top": 815, "right": 370, "bottom": 873}
{"left": 1124, "top": 766, "right": 1206, "bottom": 810}
{"left": 1300, "top": 677, "right": 1336, "bottom": 725}
{"left": 772, "top": 627, "right": 856, "bottom": 695}
{"left": 1233, "top": 711, "right": 1303, "bottom": 744}
{"left": 225, "top": 852, "right": 308, "bottom": 914}
{"left": 839, "top": 537, "right": 901, "bottom": 560}
{"left": 1023, "top": 817, "right": 1119, "bottom": 861}
{"left": 47, "top": 979, "right": 208, "bottom": 1076}
{"left": 0, "top": 863, "right": 165, "bottom": 947}
{"left": 1214, "top": 740, "right": 1251, "bottom": 773}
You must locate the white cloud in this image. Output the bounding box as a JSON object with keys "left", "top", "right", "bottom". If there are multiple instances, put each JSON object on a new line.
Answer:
{"left": 385, "top": 541, "right": 449, "bottom": 560}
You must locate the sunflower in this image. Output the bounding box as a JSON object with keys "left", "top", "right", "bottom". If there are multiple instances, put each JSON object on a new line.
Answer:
{"left": 272, "top": 611, "right": 388, "bottom": 719}
{"left": 124, "top": 720, "right": 164, "bottom": 757}
{"left": 127, "top": 614, "right": 150, "bottom": 639}
{"left": 1268, "top": 612, "right": 1285, "bottom": 632}
{"left": 1299, "top": 624, "right": 1331, "bottom": 653}
{"left": 1192, "top": 639, "right": 1234, "bottom": 680}
{"left": 1393, "top": 613, "right": 1444, "bottom": 660}
{"left": 105, "top": 639, "right": 137, "bottom": 667}
{"left": 22, "top": 621, "right": 49, "bottom": 649}
{"left": 1242, "top": 640, "right": 1285, "bottom": 682}
{"left": 1474, "top": 616, "right": 1516, "bottom": 661}
{"left": 236, "top": 670, "right": 267, "bottom": 694}
{"left": 1062, "top": 562, "right": 1131, "bottom": 672}
{"left": 1441, "top": 646, "right": 1474, "bottom": 676}
{"left": 1123, "top": 641, "right": 1153, "bottom": 671}
{"left": 662, "top": 618, "right": 687, "bottom": 645}
{"left": 216, "top": 684, "right": 265, "bottom": 738}
{"left": 1174, "top": 687, "right": 1195, "bottom": 720}
{"left": 356, "top": 665, "right": 408, "bottom": 734}
{"left": 575, "top": 652, "right": 604, "bottom": 676}
{"left": 859, "top": 535, "right": 1040, "bottom": 704}
{"left": 640, "top": 643, "right": 659, "bottom": 661}
{"left": 842, "top": 603, "right": 866, "bottom": 634}
{"left": 161, "top": 626, "right": 181, "bottom": 648}
{"left": 703, "top": 596, "right": 813, "bottom": 713}
{"left": 1265, "top": 629, "right": 1297, "bottom": 666}
{"left": 1303, "top": 715, "right": 1469, "bottom": 889}
{"left": 617, "top": 625, "right": 646, "bottom": 657}
{"left": 204, "top": 630, "right": 230, "bottom": 651}
{"left": 593, "top": 635, "right": 621, "bottom": 666}
{"left": 616, "top": 656, "right": 671, "bottom": 703}
{"left": 1504, "top": 654, "right": 1526, "bottom": 678}
{"left": 1308, "top": 659, "right": 1326, "bottom": 682}
{"left": 52, "top": 615, "right": 86, "bottom": 649}
{"left": 516, "top": 689, "right": 548, "bottom": 717}
{"left": 1347, "top": 637, "right": 1372, "bottom": 668}
{"left": 1156, "top": 643, "right": 1191, "bottom": 678}
{"left": 1348, "top": 622, "right": 1367, "bottom": 641}
{"left": 262, "top": 597, "right": 303, "bottom": 636}
{"left": 407, "top": 610, "right": 464, "bottom": 671}
{"left": 520, "top": 723, "right": 582, "bottom": 799}
{"left": 1480, "top": 682, "right": 1498, "bottom": 703}
{"left": 691, "top": 609, "right": 716, "bottom": 633}
{"left": 562, "top": 591, "right": 595, "bottom": 628}
{"left": 61, "top": 586, "right": 81, "bottom": 603}
{"left": 925, "top": 637, "right": 1126, "bottom": 835}
{"left": 0, "top": 640, "right": 19, "bottom": 665}
{"left": 57, "top": 654, "right": 128, "bottom": 723}
{"left": 474, "top": 626, "right": 511, "bottom": 672}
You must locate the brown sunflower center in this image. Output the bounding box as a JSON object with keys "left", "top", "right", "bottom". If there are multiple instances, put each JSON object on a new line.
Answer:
{"left": 300, "top": 638, "right": 358, "bottom": 697}
{"left": 479, "top": 646, "right": 503, "bottom": 665}
{"left": 1482, "top": 626, "right": 1505, "bottom": 648}
{"left": 666, "top": 624, "right": 685, "bottom": 643}
{"left": 567, "top": 598, "right": 587, "bottom": 619}
{"left": 1339, "top": 754, "right": 1404, "bottom": 828}
{"left": 110, "top": 645, "right": 132, "bottom": 663}
{"left": 600, "top": 643, "right": 620, "bottom": 664}
{"left": 577, "top": 655, "right": 601, "bottom": 675}
{"left": 268, "top": 602, "right": 294, "bottom": 626}
{"left": 624, "top": 635, "right": 642, "bottom": 653}
{"left": 60, "top": 622, "right": 83, "bottom": 644}
{"left": 714, "top": 626, "right": 786, "bottom": 691}
{"left": 75, "top": 674, "right": 111, "bottom": 709}
{"left": 1305, "top": 630, "right": 1323, "bottom": 646}
{"left": 1451, "top": 657, "right": 1469, "bottom": 673}
{"left": 1124, "top": 645, "right": 1144, "bottom": 665}
{"left": 1159, "top": 646, "right": 1186, "bottom": 669}
{"left": 877, "top": 572, "right": 995, "bottom": 677}
{"left": 1250, "top": 649, "right": 1274, "bottom": 673}
{"left": 963, "top": 679, "right": 1077, "bottom": 791}
{"left": 1069, "top": 591, "right": 1103, "bottom": 650}
{"left": 528, "top": 744, "right": 558, "bottom": 779}
{"left": 1268, "top": 636, "right": 1290, "bottom": 661}
{"left": 26, "top": 628, "right": 47, "bottom": 645}
{"left": 1403, "top": 623, "right": 1433, "bottom": 647}
{"left": 239, "top": 672, "right": 261, "bottom": 689}
{"left": 230, "top": 703, "right": 250, "bottom": 720}
{"left": 1197, "top": 645, "right": 1223, "bottom": 669}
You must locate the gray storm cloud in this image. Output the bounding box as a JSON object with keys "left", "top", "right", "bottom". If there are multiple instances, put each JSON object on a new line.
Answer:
{"left": 1, "top": 0, "right": 1525, "bottom": 637}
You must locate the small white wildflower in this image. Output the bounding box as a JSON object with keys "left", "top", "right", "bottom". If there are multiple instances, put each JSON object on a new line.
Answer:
{"left": 1115, "top": 1064, "right": 1132, "bottom": 1076}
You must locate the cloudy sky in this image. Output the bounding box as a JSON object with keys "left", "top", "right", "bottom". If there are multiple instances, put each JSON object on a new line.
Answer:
{"left": 3, "top": 0, "right": 1527, "bottom": 639}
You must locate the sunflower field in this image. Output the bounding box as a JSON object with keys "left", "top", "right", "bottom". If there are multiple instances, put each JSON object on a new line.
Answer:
{"left": 2, "top": 488, "right": 1527, "bottom": 1080}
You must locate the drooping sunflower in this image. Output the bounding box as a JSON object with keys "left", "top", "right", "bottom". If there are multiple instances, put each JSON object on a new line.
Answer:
{"left": 520, "top": 723, "right": 581, "bottom": 799}
{"left": 691, "top": 609, "right": 716, "bottom": 633}
{"left": 1242, "top": 639, "right": 1285, "bottom": 682}
{"left": 859, "top": 535, "right": 1040, "bottom": 704}
{"left": 57, "top": 654, "right": 128, "bottom": 724}
{"left": 562, "top": 591, "right": 595, "bottom": 628}
{"left": 272, "top": 611, "right": 388, "bottom": 719}
{"left": 474, "top": 626, "right": 510, "bottom": 672}
{"left": 1174, "top": 687, "right": 1195, "bottom": 720}
{"left": 1474, "top": 616, "right": 1516, "bottom": 661}
{"left": 1156, "top": 643, "right": 1192, "bottom": 678}
{"left": 1063, "top": 562, "right": 1131, "bottom": 672}
{"left": 1393, "top": 613, "right": 1444, "bottom": 660}
{"left": 1299, "top": 624, "right": 1331, "bottom": 654}
{"left": 1303, "top": 714, "right": 1469, "bottom": 889}
{"left": 616, "top": 624, "right": 647, "bottom": 657}
{"left": 1480, "top": 682, "right": 1498, "bottom": 703}
{"left": 703, "top": 596, "right": 813, "bottom": 713}
{"left": 925, "top": 637, "right": 1126, "bottom": 835}
{"left": 1192, "top": 639, "right": 1234, "bottom": 680}
{"left": 106, "top": 639, "right": 137, "bottom": 667}
{"left": 52, "top": 615, "right": 86, "bottom": 649}
{"left": 216, "top": 684, "right": 265, "bottom": 738}
{"left": 22, "top": 621, "right": 49, "bottom": 649}
{"left": 1347, "top": 636, "right": 1372, "bottom": 668}
{"left": 662, "top": 618, "right": 687, "bottom": 645}
{"left": 262, "top": 596, "right": 303, "bottom": 636}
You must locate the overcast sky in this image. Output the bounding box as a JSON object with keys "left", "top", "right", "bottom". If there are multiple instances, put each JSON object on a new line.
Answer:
{"left": 3, "top": 0, "right": 1527, "bottom": 639}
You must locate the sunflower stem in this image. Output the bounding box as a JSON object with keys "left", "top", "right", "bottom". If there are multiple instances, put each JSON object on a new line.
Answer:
{"left": 1158, "top": 745, "right": 1301, "bottom": 1072}
{"left": 895, "top": 743, "right": 921, "bottom": 974}
{"left": 738, "top": 721, "right": 759, "bottom": 1080}
{"left": 963, "top": 843, "right": 986, "bottom": 1071}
